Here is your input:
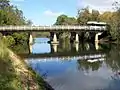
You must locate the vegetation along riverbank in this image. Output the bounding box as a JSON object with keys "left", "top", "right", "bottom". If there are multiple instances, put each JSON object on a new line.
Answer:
{"left": 1, "top": 0, "right": 120, "bottom": 89}
{"left": 0, "top": 40, "right": 55, "bottom": 90}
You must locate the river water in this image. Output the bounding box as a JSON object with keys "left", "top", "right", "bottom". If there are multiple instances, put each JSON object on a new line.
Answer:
{"left": 24, "top": 38, "right": 120, "bottom": 90}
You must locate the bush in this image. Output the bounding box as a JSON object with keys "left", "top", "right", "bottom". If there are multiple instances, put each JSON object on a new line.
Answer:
{"left": 0, "top": 42, "right": 9, "bottom": 59}
{"left": 12, "top": 33, "right": 28, "bottom": 44}
{"left": 2, "top": 35, "right": 15, "bottom": 47}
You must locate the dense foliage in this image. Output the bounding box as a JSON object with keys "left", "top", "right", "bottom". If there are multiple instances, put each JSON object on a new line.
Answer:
{"left": 55, "top": 2, "right": 120, "bottom": 42}
{"left": 55, "top": 14, "right": 77, "bottom": 25}
{"left": 0, "top": 0, "right": 31, "bottom": 46}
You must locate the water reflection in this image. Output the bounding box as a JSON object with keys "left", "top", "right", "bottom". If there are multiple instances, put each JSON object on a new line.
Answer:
{"left": 25, "top": 38, "right": 120, "bottom": 90}
{"left": 32, "top": 38, "right": 51, "bottom": 54}
{"left": 29, "top": 38, "right": 107, "bottom": 54}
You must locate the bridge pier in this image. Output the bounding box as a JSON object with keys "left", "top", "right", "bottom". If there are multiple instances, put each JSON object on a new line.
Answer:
{"left": 29, "top": 32, "right": 33, "bottom": 45}
{"left": 95, "top": 33, "right": 102, "bottom": 42}
{"left": 95, "top": 41, "right": 100, "bottom": 50}
{"left": 75, "top": 33, "right": 79, "bottom": 43}
{"left": 51, "top": 33, "right": 59, "bottom": 44}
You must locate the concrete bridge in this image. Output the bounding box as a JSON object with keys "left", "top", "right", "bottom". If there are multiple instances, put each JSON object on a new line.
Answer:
{"left": 0, "top": 25, "right": 107, "bottom": 44}
{"left": 0, "top": 25, "right": 106, "bottom": 32}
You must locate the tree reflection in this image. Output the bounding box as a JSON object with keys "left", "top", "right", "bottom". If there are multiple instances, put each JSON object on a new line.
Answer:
{"left": 105, "top": 44, "right": 120, "bottom": 72}
{"left": 58, "top": 38, "right": 71, "bottom": 52}
{"left": 76, "top": 42, "right": 111, "bottom": 72}
{"left": 77, "top": 59, "right": 103, "bottom": 72}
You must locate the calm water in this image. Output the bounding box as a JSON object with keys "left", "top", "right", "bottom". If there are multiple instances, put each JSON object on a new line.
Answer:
{"left": 25, "top": 38, "right": 120, "bottom": 90}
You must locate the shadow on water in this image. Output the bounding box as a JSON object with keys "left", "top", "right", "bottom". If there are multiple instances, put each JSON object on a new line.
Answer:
{"left": 12, "top": 38, "right": 120, "bottom": 90}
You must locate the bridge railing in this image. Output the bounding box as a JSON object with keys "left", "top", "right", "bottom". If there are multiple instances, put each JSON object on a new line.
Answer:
{"left": 0, "top": 25, "right": 107, "bottom": 31}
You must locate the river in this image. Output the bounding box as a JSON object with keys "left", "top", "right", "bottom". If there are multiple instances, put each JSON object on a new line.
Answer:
{"left": 22, "top": 38, "right": 120, "bottom": 90}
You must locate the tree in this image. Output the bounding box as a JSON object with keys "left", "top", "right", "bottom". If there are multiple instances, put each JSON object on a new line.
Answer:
{"left": 99, "top": 12, "right": 113, "bottom": 23}
{"left": 90, "top": 10, "right": 100, "bottom": 21}
{"left": 55, "top": 14, "right": 77, "bottom": 25}
{"left": 0, "top": 0, "right": 10, "bottom": 9}
{"left": 77, "top": 7, "right": 100, "bottom": 25}
{"left": 55, "top": 14, "right": 68, "bottom": 25}
{"left": 77, "top": 7, "right": 91, "bottom": 25}
{"left": 67, "top": 17, "right": 77, "bottom": 25}
{"left": 0, "top": 0, "right": 31, "bottom": 46}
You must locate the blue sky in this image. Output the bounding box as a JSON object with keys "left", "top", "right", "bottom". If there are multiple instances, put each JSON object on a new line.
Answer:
{"left": 11, "top": 0, "right": 115, "bottom": 25}
{"left": 11, "top": 0, "right": 79, "bottom": 25}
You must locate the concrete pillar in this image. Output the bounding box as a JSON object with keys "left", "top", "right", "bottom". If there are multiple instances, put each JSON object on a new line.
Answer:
{"left": 95, "top": 33, "right": 102, "bottom": 42}
{"left": 95, "top": 41, "right": 99, "bottom": 50}
{"left": 29, "top": 32, "right": 33, "bottom": 45}
{"left": 75, "top": 33, "right": 79, "bottom": 43}
{"left": 51, "top": 33, "right": 59, "bottom": 44}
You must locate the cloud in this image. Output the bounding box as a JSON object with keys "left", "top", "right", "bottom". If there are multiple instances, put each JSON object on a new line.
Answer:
{"left": 78, "top": 0, "right": 120, "bottom": 12}
{"left": 44, "top": 10, "right": 64, "bottom": 17}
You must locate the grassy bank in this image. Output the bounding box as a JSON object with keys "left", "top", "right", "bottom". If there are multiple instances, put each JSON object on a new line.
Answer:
{"left": 0, "top": 42, "right": 48, "bottom": 90}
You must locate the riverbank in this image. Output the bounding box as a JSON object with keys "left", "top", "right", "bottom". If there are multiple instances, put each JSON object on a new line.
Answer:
{"left": 0, "top": 42, "right": 53, "bottom": 90}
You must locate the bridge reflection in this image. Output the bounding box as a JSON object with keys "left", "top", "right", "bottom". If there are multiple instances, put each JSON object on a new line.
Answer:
{"left": 28, "top": 41, "right": 110, "bottom": 54}
{"left": 22, "top": 41, "right": 111, "bottom": 62}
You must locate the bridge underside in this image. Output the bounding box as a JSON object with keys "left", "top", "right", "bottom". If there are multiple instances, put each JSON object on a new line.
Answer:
{"left": 0, "top": 25, "right": 108, "bottom": 45}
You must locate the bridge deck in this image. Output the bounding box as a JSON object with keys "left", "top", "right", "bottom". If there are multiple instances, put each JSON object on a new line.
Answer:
{"left": 0, "top": 25, "right": 106, "bottom": 32}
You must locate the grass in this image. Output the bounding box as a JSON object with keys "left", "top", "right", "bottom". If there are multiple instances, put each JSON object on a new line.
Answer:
{"left": 0, "top": 41, "right": 47, "bottom": 90}
{"left": 0, "top": 42, "right": 22, "bottom": 90}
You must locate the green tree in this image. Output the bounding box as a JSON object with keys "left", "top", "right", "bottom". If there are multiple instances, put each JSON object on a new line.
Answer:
{"left": 77, "top": 7, "right": 91, "bottom": 25}
{"left": 0, "top": 0, "right": 32, "bottom": 46}
{"left": 90, "top": 10, "right": 100, "bottom": 21}
{"left": 0, "top": 0, "right": 10, "bottom": 9}
{"left": 55, "top": 14, "right": 77, "bottom": 25}
{"left": 55, "top": 14, "right": 68, "bottom": 25}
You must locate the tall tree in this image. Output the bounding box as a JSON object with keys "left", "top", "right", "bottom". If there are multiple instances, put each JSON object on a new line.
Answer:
{"left": 77, "top": 7, "right": 91, "bottom": 25}
{"left": 55, "top": 14, "right": 77, "bottom": 25}
{"left": 90, "top": 10, "right": 100, "bottom": 21}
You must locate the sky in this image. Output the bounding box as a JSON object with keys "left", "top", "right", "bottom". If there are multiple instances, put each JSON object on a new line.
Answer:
{"left": 10, "top": 0, "right": 119, "bottom": 25}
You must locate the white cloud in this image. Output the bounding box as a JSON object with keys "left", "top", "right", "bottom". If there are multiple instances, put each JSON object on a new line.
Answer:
{"left": 44, "top": 10, "right": 64, "bottom": 17}
{"left": 78, "top": 0, "right": 120, "bottom": 12}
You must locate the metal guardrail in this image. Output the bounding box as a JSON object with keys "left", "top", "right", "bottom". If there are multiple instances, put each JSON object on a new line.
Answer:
{"left": 0, "top": 25, "right": 107, "bottom": 31}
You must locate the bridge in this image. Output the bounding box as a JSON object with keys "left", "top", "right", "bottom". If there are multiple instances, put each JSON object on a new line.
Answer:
{"left": 0, "top": 24, "right": 107, "bottom": 44}
{"left": 0, "top": 25, "right": 106, "bottom": 32}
